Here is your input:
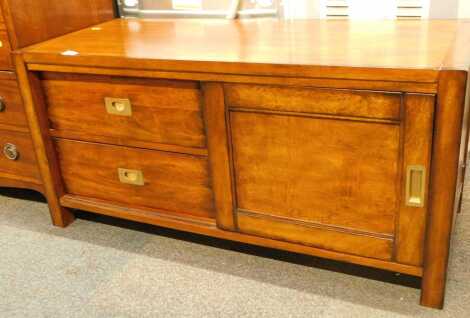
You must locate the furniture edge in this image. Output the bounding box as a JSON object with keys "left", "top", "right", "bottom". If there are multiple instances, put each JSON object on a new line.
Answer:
{"left": 421, "top": 69, "right": 468, "bottom": 309}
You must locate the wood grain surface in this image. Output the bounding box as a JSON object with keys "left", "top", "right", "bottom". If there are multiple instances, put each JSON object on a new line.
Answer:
{"left": 231, "top": 111, "right": 400, "bottom": 235}
{"left": 42, "top": 73, "right": 206, "bottom": 149}
{"left": 0, "top": 0, "right": 115, "bottom": 49}
{"left": 0, "top": 129, "right": 40, "bottom": 182}
{"left": 18, "top": 19, "right": 470, "bottom": 82}
{"left": 0, "top": 73, "right": 28, "bottom": 128}
{"left": 55, "top": 139, "right": 215, "bottom": 219}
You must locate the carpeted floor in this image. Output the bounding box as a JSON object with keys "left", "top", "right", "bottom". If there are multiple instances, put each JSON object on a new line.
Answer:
{"left": 1, "top": 182, "right": 469, "bottom": 318}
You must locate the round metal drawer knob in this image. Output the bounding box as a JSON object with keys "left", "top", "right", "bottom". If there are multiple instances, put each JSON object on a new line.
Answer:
{"left": 3, "top": 143, "right": 19, "bottom": 161}
{"left": 0, "top": 98, "right": 5, "bottom": 112}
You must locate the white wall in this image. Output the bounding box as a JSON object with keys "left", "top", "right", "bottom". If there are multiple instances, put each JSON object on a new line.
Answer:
{"left": 282, "top": 0, "right": 470, "bottom": 19}
{"left": 459, "top": 0, "right": 470, "bottom": 18}
{"left": 348, "top": 0, "right": 396, "bottom": 19}
{"left": 419, "top": 0, "right": 470, "bottom": 18}
{"left": 429, "top": 0, "right": 459, "bottom": 18}
{"left": 282, "top": 0, "right": 322, "bottom": 19}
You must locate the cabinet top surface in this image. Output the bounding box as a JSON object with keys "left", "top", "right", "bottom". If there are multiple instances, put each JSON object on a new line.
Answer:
{"left": 20, "top": 18, "right": 470, "bottom": 82}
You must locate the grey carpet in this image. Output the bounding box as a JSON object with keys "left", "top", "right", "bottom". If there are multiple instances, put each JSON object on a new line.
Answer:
{"left": 1, "top": 181, "right": 469, "bottom": 317}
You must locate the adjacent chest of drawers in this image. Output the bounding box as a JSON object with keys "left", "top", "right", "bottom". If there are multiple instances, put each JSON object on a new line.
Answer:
{"left": 0, "top": 4, "right": 41, "bottom": 191}
{"left": 0, "top": 0, "right": 115, "bottom": 193}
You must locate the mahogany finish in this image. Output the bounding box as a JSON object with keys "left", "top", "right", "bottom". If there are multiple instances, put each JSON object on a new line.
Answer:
{"left": 421, "top": 71, "right": 468, "bottom": 308}
{"left": 16, "top": 62, "right": 75, "bottom": 227}
{"left": 19, "top": 19, "right": 470, "bottom": 81}
{"left": 0, "top": 0, "right": 115, "bottom": 49}
{"left": 225, "top": 84, "right": 402, "bottom": 120}
{"left": 230, "top": 91, "right": 434, "bottom": 265}
{"left": 237, "top": 211, "right": 393, "bottom": 260}
{"left": 202, "top": 83, "right": 237, "bottom": 231}
{"left": 0, "top": 30, "right": 12, "bottom": 69}
{"left": 15, "top": 19, "right": 470, "bottom": 309}
{"left": 55, "top": 139, "right": 215, "bottom": 219}
{"left": 0, "top": 72, "right": 27, "bottom": 129}
{"left": 42, "top": 73, "right": 206, "bottom": 149}
{"left": 0, "top": 0, "right": 115, "bottom": 195}
{"left": 396, "top": 94, "right": 434, "bottom": 266}
{"left": 231, "top": 111, "right": 400, "bottom": 236}
{"left": 0, "top": 129, "right": 41, "bottom": 183}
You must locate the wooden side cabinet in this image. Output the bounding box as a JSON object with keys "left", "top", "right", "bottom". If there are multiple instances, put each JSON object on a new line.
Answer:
{"left": 0, "top": 3, "right": 41, "bottom": 192}
{"left": 15, "top": 18, "right": 470, "bottom": 309}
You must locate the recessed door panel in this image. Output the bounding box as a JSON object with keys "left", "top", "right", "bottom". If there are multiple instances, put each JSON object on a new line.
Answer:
{"left": 222, "top": 85, "right": 434, "bottom": 262}
{"left": 231, "top": 112, "right": 400, "bottom": 236}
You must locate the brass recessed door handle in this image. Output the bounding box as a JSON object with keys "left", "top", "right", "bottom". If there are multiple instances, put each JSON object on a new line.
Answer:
{"left": 405, "top": 165, "right": 426, "bottom": 207}
{"left": 118, "top": 168, "right": 144, "bottom": 186}
{"left": 105, "top": 97, "right": 132, "bottom": 116}
{"left": 3, "top": 143, "right": 19, "bottom": 161}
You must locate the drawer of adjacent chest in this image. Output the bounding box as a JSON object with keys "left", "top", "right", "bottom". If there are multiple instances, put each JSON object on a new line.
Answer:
{"left": 42, "top": 73, "right": 206, "bottom": 150}
{"left": 0, "top": 31, "right": 12, "bottom": 70}
{"left": 54, "top": 139, "right": 215, "bottom": 219}
{"left": 0, "top": 130, "right": 40, "bottom": 182}
{"left": 0, "top": 75, "right": 28, "bottom": 128}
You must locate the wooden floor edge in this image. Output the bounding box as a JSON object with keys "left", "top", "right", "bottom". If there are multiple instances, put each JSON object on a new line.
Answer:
{"left": 60, "top": 194, "right": 423, "bottom": 277}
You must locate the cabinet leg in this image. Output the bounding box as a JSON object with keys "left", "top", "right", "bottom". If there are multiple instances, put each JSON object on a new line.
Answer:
{"left": 15, "top": 55, "right": 75, "bottom": 228}
{"left": 48, "top": 204, "right": 75, "bottom": 228}
{"left": 420, "top": 71, "right": 468, "bottom": 310}
{"left": 420, "top": 269, "right": 446, "bottom": 309}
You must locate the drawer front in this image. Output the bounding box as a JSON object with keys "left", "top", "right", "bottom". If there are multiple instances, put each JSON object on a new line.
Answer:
{"left": 0, "top": 31, "right": 12, "bottom": 70}
{"left": 0, "top": 130, "right": 41, "bottom": 181}
{"left": 43, "top": 73, "right": 206, "bottom": 149}
{"left": 55, "top": 139, "right": 215, "bottom": 219}
{"left": 0, "top": 75, "right": 28, "bottom": 127}
{"left": 225, "top": 84, "right": 402, "bottom": 120}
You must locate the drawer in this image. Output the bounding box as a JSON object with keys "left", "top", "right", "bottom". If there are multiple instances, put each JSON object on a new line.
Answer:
{"left": 0, "top": 130, "right": 41, "bottom": 182}
{"left": 55, "top": 139, "right": 215, "bottom": 219}
{"left": 225, "top": 84, "right": 402, "bottom": 120}
{"left": 42, "top": 73, "right": 206, "bottom": 150}
{"left": 0, "top": 74, "right": 28, "bottom": 128}
{"left": 0, "top": 31, "right": 12, "bottom": 70}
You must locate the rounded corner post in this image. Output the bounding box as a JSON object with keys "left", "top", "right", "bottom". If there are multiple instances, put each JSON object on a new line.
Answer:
{"left": 421, "top": 70, "right": 467, "bottom": 309}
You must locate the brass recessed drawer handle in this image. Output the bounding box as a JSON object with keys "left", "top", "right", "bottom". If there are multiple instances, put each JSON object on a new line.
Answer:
{"left": 118, "top": 168, "right": 144, "bottom": 186}
{"left": 405, "top": 165, "right": 426, "bottom": 207}
{"left": 0, "top": 98, "right": 5, "bottom": 112}
{"left": 3, "top": 143, "right": 19, "bottom": 161}
{"left": 105, "top": 97, "right": 132, "bottom": 116}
